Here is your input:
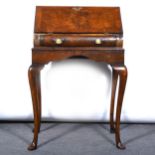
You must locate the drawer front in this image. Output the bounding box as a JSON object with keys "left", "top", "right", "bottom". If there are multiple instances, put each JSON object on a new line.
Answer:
{"left": 34, "top": 34, "right": 123, "bottom": 47}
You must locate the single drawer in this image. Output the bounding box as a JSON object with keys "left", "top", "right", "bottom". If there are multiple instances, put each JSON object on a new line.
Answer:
{"left": 34, "top": 34, "right": 123, "bottom": 47}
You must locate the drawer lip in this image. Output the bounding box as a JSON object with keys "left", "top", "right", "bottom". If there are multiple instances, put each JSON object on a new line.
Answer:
{"left": 34, "top": 33, "right": 123, "bottom": 37}
{"left": 32, "top": 47, "right": 124, "bottom": 52}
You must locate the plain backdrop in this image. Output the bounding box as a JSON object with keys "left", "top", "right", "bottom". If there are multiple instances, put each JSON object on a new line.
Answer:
{"left": 0, "top": 0, "right": 155, "bottom": 122}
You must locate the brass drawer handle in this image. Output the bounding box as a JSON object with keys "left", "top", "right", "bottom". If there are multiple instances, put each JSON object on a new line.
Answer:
{"left": 55, "top": 38, "right": 63, "bottom": 45}
{"left": 95, "top": 39, "right": 102, "bottom": 45}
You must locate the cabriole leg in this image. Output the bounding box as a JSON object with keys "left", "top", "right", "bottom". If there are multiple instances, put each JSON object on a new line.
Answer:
{"left": 113, "top": 65, "right": 127, "bottom": 149}
{"left": 28, "top": 64, "right": 43, "bottom": 151}
{"left": 110, "top": 68, "right": 118, "bottom": 133}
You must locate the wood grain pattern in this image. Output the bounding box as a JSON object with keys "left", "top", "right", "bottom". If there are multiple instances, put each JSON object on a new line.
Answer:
{"left": 35, "top": 6, "right": 123, "bottom": 34}
{"left": 28, "top": 6, "right": 128, "bottom": 151}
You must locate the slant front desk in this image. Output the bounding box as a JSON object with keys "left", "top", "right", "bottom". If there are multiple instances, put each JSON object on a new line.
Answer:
{"left": 28, "top": 6, "right": 128, "bottom": 150}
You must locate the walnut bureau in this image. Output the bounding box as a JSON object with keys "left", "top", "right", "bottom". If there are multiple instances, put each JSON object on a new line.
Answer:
{"left": 28, "top": 6, "right": 128, "bottom": 150}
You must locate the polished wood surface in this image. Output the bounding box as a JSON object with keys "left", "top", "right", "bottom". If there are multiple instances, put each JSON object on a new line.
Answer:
{"left": 28, "top": 6, "right": 128, "bottom": 151}
{"left": 32, "top": 47, "right": 124, "bottom": 65}
{"left": 35, "top": 6, "right": 123, "bottom": 34}
{"left": 111, "top": 65, "right": 128, "bottom": 149}
{"left": 34, "top": 34, "right": 123, "bottom": 47}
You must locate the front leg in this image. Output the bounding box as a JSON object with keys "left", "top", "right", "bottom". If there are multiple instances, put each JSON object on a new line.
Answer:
{"left": 110, "top": 68, "right": 118, "bottom": 133}
{"left": 113, "top": 65, "right": 127, "bottom": 149}
{"left": 28, "top": 64, "right": 43, "bottom": 150}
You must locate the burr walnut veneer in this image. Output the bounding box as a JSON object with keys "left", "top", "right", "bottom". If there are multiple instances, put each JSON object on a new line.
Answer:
{"left": 28, "top": 6, "right": 128, "bottom": 150}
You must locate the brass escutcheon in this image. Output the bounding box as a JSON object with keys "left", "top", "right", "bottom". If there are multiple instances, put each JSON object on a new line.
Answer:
{"left": 72, "top": 7, "right": 82, "bottom": 11}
